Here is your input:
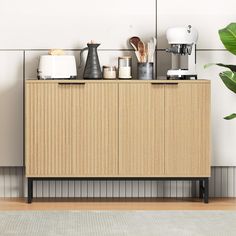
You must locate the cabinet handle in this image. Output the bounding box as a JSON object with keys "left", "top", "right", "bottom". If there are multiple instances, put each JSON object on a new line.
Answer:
{"left": 151, "top": 82, "right": 178, "bottom": 85}
{"left": 58, "top": 82, "right": 86, "bottom": 85}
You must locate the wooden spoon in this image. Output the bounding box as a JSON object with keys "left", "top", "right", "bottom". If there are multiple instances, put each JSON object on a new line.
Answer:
{"left": 129, "top": 36, "right": 141, "bottom": 51}
{"left": 130, "top": 41, "right": 137, "bottom": 51}
{"left": 138, "top": 40, "right": 146, "bottom": 63}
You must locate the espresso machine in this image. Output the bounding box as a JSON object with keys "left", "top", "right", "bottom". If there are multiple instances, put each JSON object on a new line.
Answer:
{"left": 166, "top": 25, "right": 198, "bottom": 79}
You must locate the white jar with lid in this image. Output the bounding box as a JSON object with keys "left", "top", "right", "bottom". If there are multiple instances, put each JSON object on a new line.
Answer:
{"left": 103, "top": 66, "right": 117, "bottom": 79}
{"left": 118, "top": 56, "right": 132, "bottom": 79}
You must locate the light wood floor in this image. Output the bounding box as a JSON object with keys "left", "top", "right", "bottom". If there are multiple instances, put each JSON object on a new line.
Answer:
{"left": 0, "top": 198, "right": 235, "bottom": 210}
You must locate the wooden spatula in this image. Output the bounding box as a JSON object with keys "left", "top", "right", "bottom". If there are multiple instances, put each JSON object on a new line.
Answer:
{"left": 138, "top": 40, "right": 146, "bottom": 63}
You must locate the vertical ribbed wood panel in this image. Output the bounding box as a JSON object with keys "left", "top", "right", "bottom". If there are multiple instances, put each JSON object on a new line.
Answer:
{"left": 26, "top": 81, "right": 210, "bottom": 178}
{"left": 71, "top": 83, "right": 118, "bottom": 176}
{"left": 165, "top": 83, "right": 211, "bottom": 177}
{"left": 26, "top": 82, "right": 72, "bottom": 177}
{"left": 119, "top": 83, "right": 165, "bottom": 176}
{"left": 1, "top": 167, "right": 236, "bottom": 198}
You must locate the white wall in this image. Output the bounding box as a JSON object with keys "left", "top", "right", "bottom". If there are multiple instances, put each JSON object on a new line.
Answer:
{"left": 0, "top": 0, "right": 236, "bottom": 166}
{"left": 0, "top": 52, "right": 23, "bottom": 166}
{"left": 156, "top": 0, "right": 236, "bottom": 166}
{"left": 0, "top": 0, "right": 155, "bottom": 49}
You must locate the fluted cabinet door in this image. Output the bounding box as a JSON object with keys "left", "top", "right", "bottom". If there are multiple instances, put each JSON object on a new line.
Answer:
{"left": 26, "top": 82, "right": 72, "bottom": 177}
{"left": 71, "top": 83, "right": 118, "bottom": 176}
{"left": 119, "top": 83, "right": 165, "bottom": 176}
{"left": 164, "top": 82, "right": 211, "bottom": 177}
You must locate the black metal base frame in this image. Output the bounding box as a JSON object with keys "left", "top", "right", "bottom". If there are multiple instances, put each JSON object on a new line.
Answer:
{"left": 27, "top": 177, "right": 209, "bottom": 204}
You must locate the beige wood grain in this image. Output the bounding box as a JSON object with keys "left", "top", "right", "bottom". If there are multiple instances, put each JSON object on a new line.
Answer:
{"left": 26, "top": 79, "right": 210, "bottom": 84}
{"left": 26, "top": 83, "right": 72, "bottom": 177}
{"left": 26, "top": 82, "right": 118, "bottom": 177}
{"left": 71, "top": 83, "right": 118, "bottom": 176}
{"left": 26, "top": 80, "right": 211, "bottom": 178}
{"left": 118, "top": 83, "right": 165, "bottom": 176}
{"left": 164, "top": 83, "right": 211, "bottom": 177}
{"left": 0, "top": 198, "right": 236, "bottom": 210}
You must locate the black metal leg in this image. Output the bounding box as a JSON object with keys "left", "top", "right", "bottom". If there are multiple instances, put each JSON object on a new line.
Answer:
{"left": 191, "top": 181, "right": 197, "bottom": 198}
{"left": 27, "top": 178, "right": 33, "bottom": 204}
{"left": 199, "top": 180, "right": 204, "bottom": 199}
{"left": 204, "top": 178, "right": 209, "bottom": 204}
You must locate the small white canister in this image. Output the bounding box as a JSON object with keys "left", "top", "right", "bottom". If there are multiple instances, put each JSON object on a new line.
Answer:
{"left": 103, "top": 66, "right": 117, "bottom": 79}
{"left": 118, "top": 56, "right": 132, "bottom": 79}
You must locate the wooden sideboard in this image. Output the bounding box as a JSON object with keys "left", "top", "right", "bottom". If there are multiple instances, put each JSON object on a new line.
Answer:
{"left": 25, "top": 79, "right": 211, "bottom": 203}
